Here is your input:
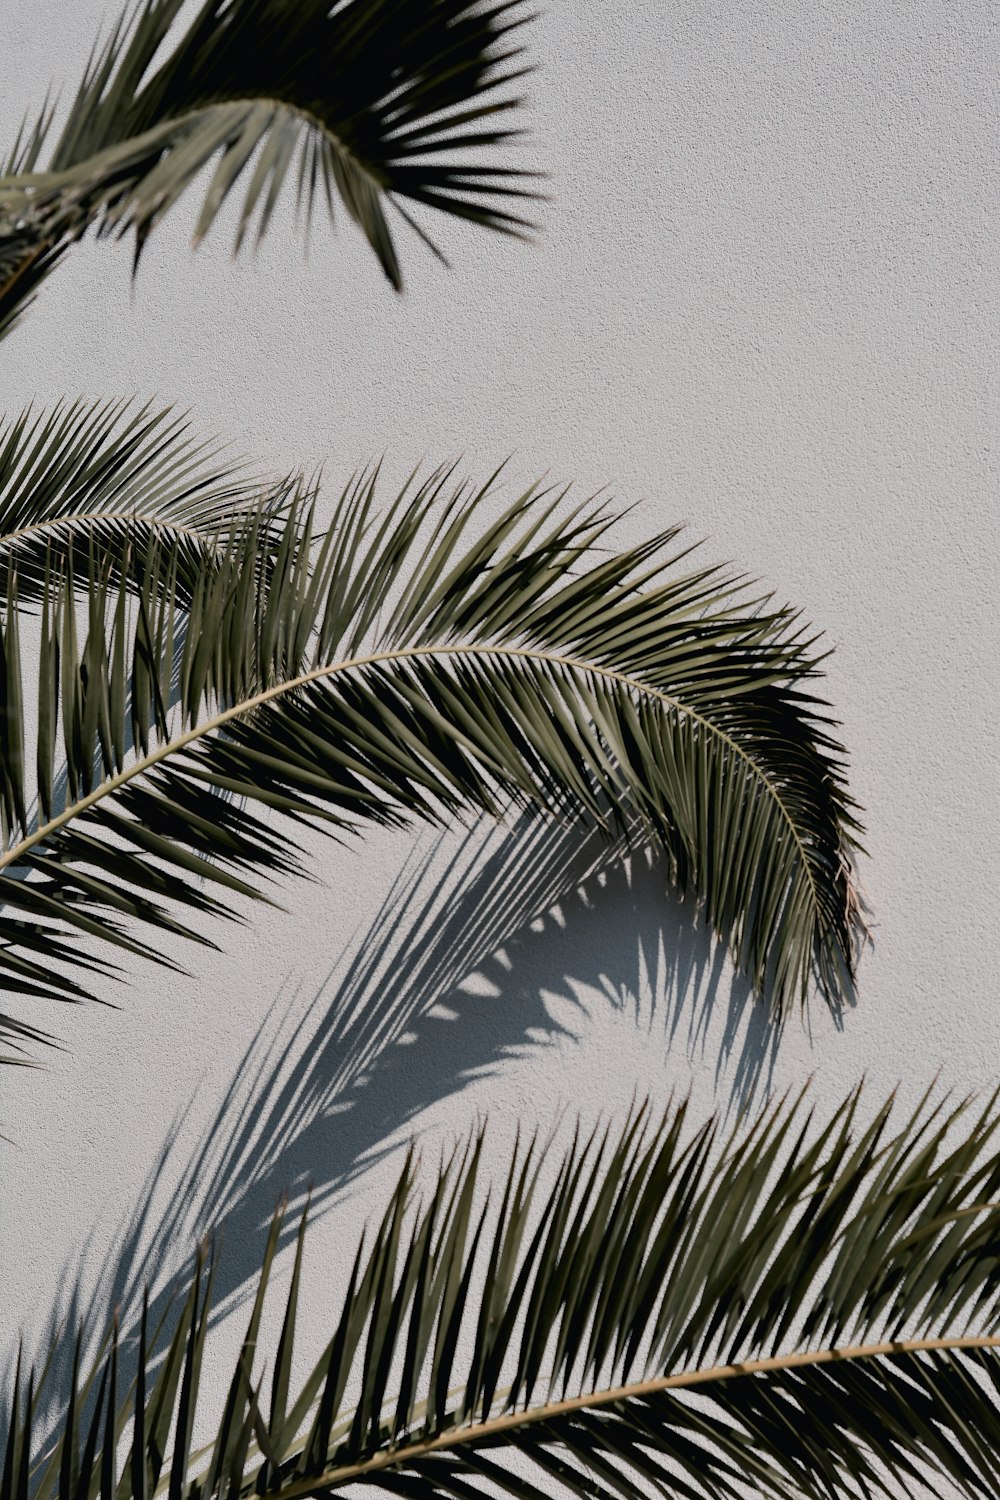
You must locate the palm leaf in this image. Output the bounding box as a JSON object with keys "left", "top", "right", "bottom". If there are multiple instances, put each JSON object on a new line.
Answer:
{"left": 0, "top": 0, "right": 537, "bottom": 336}
{"left": 0, "top": 396, "right": 302, "bottom": 601}
{"left": 10, "top": 1085, "right": 1000, "bottom": 1500}
{"left": 0, "top": 463, "right": 863, "bottom": 1058}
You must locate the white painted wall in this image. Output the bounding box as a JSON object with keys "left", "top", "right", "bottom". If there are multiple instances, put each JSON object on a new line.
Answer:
{"left": 1, "top": 3, "right": 999, "bottom": 1493}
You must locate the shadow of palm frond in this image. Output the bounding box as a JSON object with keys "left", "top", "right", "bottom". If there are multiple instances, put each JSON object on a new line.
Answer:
{"left": 12, "top": 805, "right": 783, "bottom": 1443}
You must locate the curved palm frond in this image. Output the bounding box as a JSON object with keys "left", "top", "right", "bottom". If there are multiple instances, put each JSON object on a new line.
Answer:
{"left": 10, "top": 1085, "right": 1000, "bottom": 1500}
{"left": 0, "top": 0, "right": 537, "bottom": 336}
{"left": 0, "top": 396, "right": 302, "bottom": 600}
{"left": 0, "top": 464, "right": 863, "bottom": 1058}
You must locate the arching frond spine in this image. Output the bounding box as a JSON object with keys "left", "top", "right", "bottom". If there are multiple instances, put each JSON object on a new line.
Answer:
{"left": 10, "top": 1087, "right": 1000, "bottom": 1500}
{"left": 0, "top": 466, "right": 863, "bottom": 1058}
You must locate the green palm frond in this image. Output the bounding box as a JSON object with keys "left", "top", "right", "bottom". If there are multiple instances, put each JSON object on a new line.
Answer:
{"left": 0, "top": 0, "right": 537, "bottom": 336}
{"left": 0, "top": 396, "right": 301, "bottom": 600}
{"left": 10, "top": 1085, "right": 1000, "bottom": 1500}
{"left": 0, "top": 463, "right": 863, "bottom": 1059}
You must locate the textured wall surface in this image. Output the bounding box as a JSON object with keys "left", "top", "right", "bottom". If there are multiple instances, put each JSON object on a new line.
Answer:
{"left": 1, "top": 3, "right": 999, "bottom": 1492}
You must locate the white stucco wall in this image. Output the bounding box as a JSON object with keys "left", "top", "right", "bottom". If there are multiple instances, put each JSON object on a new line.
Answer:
{"left": 1, "top": 3, "right": 999, "bottom": 1493}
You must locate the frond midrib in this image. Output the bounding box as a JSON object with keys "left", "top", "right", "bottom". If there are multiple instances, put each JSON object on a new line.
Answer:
{"left": 0, "top": 641, "right": 830, "bottom": 922}
{"left": 269, "top": 1332, "right": 1000, "bottom": 1496}
{"left": 0, "top": 507, "right": 233, "bottom": 551}
{"left": 0, "top": 95, "right": 386, "bottom": 201}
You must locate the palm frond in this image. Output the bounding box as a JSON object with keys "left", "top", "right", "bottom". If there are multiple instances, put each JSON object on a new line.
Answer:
{"left": 0, "top": 0, "right": 537, "bottom": 335}
{"left": 10, "top": 1085, "right": 1000, "bottom": 1500}
{"left": 0, "top": 464, "right": 863, "bottom": 1058}
{"left": 0, "top": 396, "right": 302, "bottom": 601}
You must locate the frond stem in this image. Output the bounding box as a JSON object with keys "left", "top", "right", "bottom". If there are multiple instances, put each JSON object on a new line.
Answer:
{"left": 274, "top": 1333, "right": 1000, "bottom": 1495}
{"left": 0, "top": 234, "right": 52, "bottom": 291}
{"left": 0, "top": 642, "right": 826, "bottom": 916}
{"left": 0, "top": 509, "right": 232, "bottom": 552}
{"left": 0, "top": 96, "right": 384, "bottom": 205}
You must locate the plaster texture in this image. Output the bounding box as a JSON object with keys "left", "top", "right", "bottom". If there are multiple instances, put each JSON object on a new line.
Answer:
{"left": 1, "top": 3, "right": 999, "bottom": 1495}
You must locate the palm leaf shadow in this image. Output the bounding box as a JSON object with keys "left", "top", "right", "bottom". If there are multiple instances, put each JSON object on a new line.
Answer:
{"left": 14, "top": 806, "right": 785, "bottom": 1438}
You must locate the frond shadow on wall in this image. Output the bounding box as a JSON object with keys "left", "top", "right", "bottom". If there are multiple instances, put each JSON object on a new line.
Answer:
{"left": 11, "top": 805, "right": 786, "bottom": 1441}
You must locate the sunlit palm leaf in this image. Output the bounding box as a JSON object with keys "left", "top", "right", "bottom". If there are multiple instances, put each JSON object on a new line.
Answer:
{"left": 0, "top": 396, "right": 301, "bottom": 601}
{"left": 0, "top": 463, "right": 863, "bottom": 1058}
{"left": 0, "top": 0, "right": 537, "bottom": 336}
{"left": 10, "top": 1086, "right": 1000, "bottom": 1499}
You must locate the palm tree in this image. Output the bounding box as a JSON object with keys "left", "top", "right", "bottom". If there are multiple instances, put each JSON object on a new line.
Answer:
{"left": 0, "top": 2, "right": 864, "bottom": 1063}
{"left": 3, "top": 6, "right": 929, "bottom": 1497}
{"left": 0, "top": 450, "right": 864, "bottom": 1060}
{"left": 8, "top": 1084, "right": 1000, "bottom": 1500}
{"left": 0, "top": 0, "right": 538, "bottom": 334}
